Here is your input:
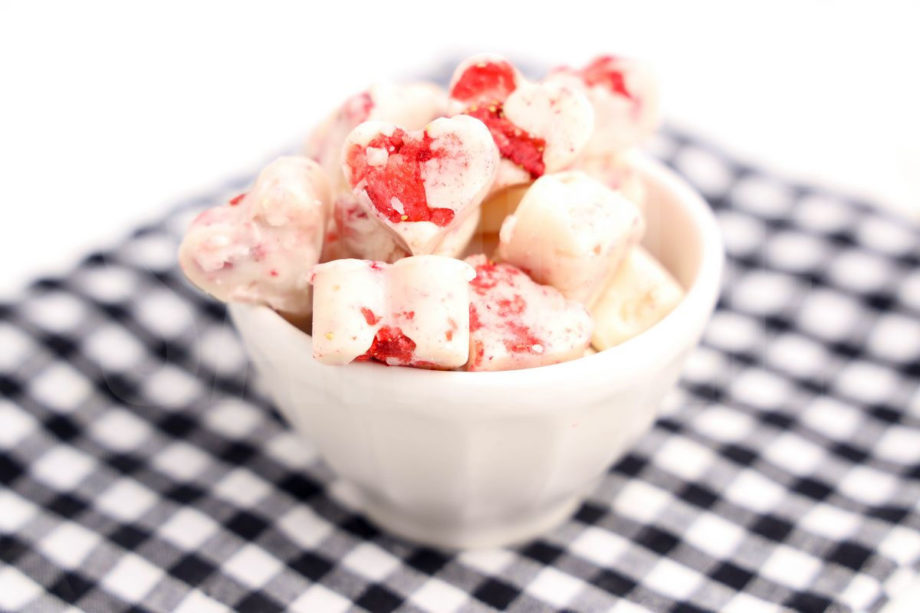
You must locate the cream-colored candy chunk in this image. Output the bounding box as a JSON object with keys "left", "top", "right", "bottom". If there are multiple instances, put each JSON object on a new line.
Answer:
{"left": 465, "top": 255, "right": 592, "bottom": 371}
{"left": 496, "top": 171, "right": 643, "bottom": 306}
{"left": 590, "top": 247, "right": 684, "bottom": 350}
{"left": 310, "top": 256, "right": 475, "bottom": 368}
{"left": 178, "top": 156, "right": 330, "bottom": 316}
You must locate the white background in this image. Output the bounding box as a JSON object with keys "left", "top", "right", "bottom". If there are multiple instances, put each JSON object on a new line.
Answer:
{"left": 1, "top": 1, "right": 918, "bottom": 296}
{"left": 1, "top": 1, "right": 919, "bottom": 608}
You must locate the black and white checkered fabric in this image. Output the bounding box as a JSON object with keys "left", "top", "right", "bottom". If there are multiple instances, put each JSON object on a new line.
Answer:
{"left": 1, "top": 128, "right": 919, "bottom": 613}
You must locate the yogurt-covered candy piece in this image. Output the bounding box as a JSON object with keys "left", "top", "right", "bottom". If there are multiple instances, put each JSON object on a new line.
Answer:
{"left": 311, "top": 256, "right": 475, "bottom": 368}
{"left": 465, "top": 255, "right": 592, "bottom": 371}
{"left": 306, "top": 82, "right": 448, "bottom": 193}
{"left": 590, "top": 247, "right": 684, "bottom": 350}
{"left": 496, "top": 171, "right": 643, "bottom": 306}
{"left": 179, "top": 156, "right": 330, "bottom": 316}
{"left": 448, "top": 55, "right": 594, "bottom": 189}
{"left": 342, "top": 116, "right": 498, "bottom": 255}
{"left": 571, "top": 151, "right": 647, "bottom": 213}
{"left": 548, "top": 55, "right": 659, "bottom": 155}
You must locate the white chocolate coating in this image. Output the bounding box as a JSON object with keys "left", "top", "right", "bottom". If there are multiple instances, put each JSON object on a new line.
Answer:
{"left": 496, "top": 171, "right": 644, "bottom": 306}
{"left": 589, "top": 247, "right": 684, "bottom": 350}
{"left": 178, "top": 156, "right": 330, "bottom": 316}
{"left": 547, "top": 56, "right": 659, "bottom": 155}
{"left": 342, "top": 116, "right": 498, "bottom": 255}
{"left": 310, "top": 256, "right": 475, "bottom": 368}
{"left": 465, "top": 255, "right": 592, "bottom": 371}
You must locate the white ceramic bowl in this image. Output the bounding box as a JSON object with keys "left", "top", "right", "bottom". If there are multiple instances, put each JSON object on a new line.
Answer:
{"left": 228, "top": 154, "right": 723, "bottom": 549}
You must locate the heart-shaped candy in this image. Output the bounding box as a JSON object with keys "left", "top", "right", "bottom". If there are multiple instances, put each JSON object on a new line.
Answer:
{"left": 341, "top": 115, "right": 498, "bottom": 255}
{"left": 307, "top": 82, "right": 447, "bottom": 194}
{"left": 547, "top": 55, "right": 659, "bottom": 155}
{"left": 465, "top": 255, "right": 593, "bottom": 371}
{"left": 448, "top": 55, "right": 594, "bottom": 189}
{"left": 310, "top": 256, "right": 475, "bottom": 368}
{"left": 178, "top": 156, "right": 330, "bottom": 316}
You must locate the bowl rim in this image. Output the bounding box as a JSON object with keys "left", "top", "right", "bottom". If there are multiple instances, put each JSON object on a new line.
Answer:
{"left": 229, "top": 153, "right": 724, "bottom": 388}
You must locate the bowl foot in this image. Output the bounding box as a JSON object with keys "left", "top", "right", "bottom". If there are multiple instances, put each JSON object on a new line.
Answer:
{"left": 359, "top": 491, "right": 582, "bottom": 550}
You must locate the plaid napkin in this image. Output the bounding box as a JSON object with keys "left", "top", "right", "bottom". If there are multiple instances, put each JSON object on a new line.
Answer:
{"left": 1, "top": 126, "right": 919, "bottom": 613}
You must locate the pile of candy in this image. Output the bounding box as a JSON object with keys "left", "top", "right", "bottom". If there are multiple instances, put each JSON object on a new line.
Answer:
{"left": 179, "top": 54, "right": 684, "bottom": 372}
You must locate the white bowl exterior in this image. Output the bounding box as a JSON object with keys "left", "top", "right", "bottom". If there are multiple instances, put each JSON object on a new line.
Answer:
{"left": 228, "top": 154, "right": 723, "bottom": 548}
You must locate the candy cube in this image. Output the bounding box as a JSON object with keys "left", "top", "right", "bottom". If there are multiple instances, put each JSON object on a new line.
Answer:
{"left": 496, "top": 171, "right": 643, "bottom": 306}
{"left": 589, "top": 247, "right": 684, "bottom": 350}
{"left": 466, "top": 255, "right": 592, "bottom": 371}
{"left": 178, "top": 156, "right": 330, "bottom": 316}
{"left": 311, "top": 256, "right": 475, "bottom": 368}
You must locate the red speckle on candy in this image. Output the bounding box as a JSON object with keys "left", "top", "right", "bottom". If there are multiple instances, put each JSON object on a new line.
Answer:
{"left": 496, "top": 294, "right": 526, "bottom": 316}
{"left": 445, "top": 317, "right": 458, "bottom": 341}
{"left": 343, "top": 91, "right": 374, "bottom": 122}
{"left": 469, "top": 304, "right": 482, "bottom": 332}
{"left": 361, "top": 307, "right": 381, "bottom": 326}
{"left": 470, "top": 259, "right": 523, "bottom": 294}
{"left": 451, "top": 60, "right": 517, "bottom": 103}
{"left": 399, "top": 310, "right": 416, "bottom": 320}
{"left": 359, "top": 326, "right": 416, "bottom": 365}
{"left": 369, "top": 261, "right": 385, "bottom": 271}
{"left": 228, "top": 193, "right": 246, "bottom": 206}
{"left": 501, "top": 319, "right": 543, "bottom": 354}
{"left": 579, "top": 56, "right": 635, "bottom": 101}
{"left": 469, "top": 339, "right": 486, "bottom": 368}
{"left": 469, "top": 260, "right": 545, "bottom": 359}
{"left": 269, "top": 269, "right": 279, "bottom": 277}
{"left": 345, "top": 129, "right": 455, "bottom": 227}
{"left": 465, "top": 104, "right": 546, "bottom": 179}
